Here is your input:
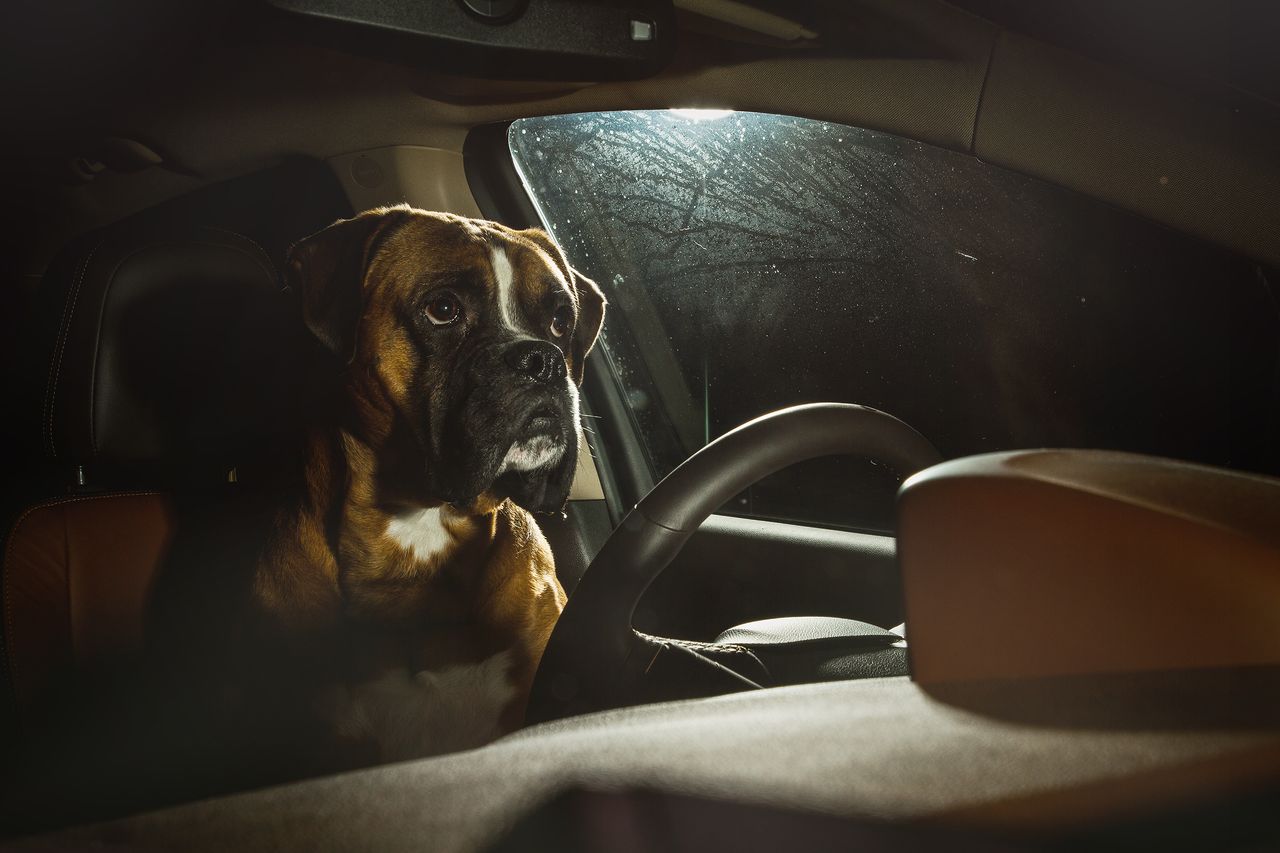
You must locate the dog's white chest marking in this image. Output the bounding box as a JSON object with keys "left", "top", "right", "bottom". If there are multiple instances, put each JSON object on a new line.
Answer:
{"left": 319, "top": 651, "right": 516, "bottom": 761}
{"left": 491, "top": 247, "right": 524, "bottom": 334}
{"left": 384, "top": 506, "right": 453, "bottom": 562}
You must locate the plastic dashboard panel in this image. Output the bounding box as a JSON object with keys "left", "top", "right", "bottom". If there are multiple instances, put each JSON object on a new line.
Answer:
{"left": 263, "top": 0, "right": 676, "bottom": 80}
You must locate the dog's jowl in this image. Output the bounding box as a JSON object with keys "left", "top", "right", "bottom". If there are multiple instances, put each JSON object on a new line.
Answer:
{"left": 252, "top": 206, "right": 605, "bottom": 763}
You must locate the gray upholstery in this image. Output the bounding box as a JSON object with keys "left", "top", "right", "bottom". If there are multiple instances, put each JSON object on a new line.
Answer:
{"left": 9, "top": 675, "right": 1277, "bottom": 852}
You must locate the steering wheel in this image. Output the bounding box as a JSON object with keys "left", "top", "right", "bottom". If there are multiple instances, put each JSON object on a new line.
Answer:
{"left": 526, "top": 403, "right": 943, "bottom": 724}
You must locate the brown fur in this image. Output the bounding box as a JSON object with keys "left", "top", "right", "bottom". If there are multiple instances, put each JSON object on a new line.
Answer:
{"left": 249, "top": 207, "right": 603, "bottom": 759}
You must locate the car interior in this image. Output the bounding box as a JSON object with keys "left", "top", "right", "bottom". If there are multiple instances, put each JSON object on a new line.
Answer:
{"left": 2, "top": 0, "right": 1279, "bottom": 849}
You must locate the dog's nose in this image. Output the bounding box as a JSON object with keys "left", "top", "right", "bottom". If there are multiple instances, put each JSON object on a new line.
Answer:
{"left": 504, "top": 340, "right": 567, "bottom": 384}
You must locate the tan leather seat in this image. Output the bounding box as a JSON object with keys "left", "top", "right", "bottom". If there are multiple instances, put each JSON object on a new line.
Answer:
{"left": 1, "top": 222, "right": 295, "bottom": 724}
{"left": 3, "top": 493, "right": 173, "bottom": 716}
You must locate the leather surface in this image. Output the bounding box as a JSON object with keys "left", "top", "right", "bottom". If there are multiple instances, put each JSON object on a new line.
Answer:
{"left": 31, "top": 223, "right": 297, "bottom": 469}
{"left": 899, "top": 450, "right": 1280, "bottom": 684}
{"left": 2, "top": 493, "right": 173, "bottom": 712}
{"left": 715, "top": 617, "right": 907, "bottom": 686}
{"left": 714, "top": 616, "right": 898, "bottom": 648}
{"left": 808, "top": 646, "right": 908, "bottom": 681}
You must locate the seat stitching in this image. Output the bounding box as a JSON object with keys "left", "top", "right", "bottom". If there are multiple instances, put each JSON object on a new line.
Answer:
{"left": 194, "top": 238, "right": 279, "bottom": 285}
{"left": 41, "top": 251, "right": 90, "bottom": 455}
{"left": 43, "top": 241, "right": 104, "bottom": 458}
{"left": 2, "top": 491, "right": 162, "bottom": 696}
{"left": 199, "top": 226, "right": 278, "bottom": 281}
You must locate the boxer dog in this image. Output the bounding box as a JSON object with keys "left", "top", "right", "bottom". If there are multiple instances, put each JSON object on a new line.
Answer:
{"left": 249, "top": 205, "right": 605, "bottom": 763}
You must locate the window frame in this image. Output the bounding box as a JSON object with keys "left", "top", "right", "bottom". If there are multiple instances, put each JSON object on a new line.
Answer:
{"left": 469, "top": 117, "right": 894, "bottom": 535}
{"left": 473, "top": 114, "right": 925, "bottom": 536}
{"left": 469, "top": 112, "right": 1280, "bottom": 535}
{"left": 464, "top": 121, "right": 656, "bottom": 524}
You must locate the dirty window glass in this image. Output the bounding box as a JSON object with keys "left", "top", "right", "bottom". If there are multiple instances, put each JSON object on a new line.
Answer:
{"left": 509, "top": 111, "right": 1280, "bottom": 533}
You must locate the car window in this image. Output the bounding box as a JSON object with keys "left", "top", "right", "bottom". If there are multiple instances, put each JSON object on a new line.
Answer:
{"left": 509, "top": 110, "right": 1280, "bottom": 533}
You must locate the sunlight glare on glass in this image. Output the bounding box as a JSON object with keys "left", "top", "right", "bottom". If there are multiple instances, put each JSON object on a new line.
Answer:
{"left": 669, "top": 108, "right": 735, "bottom": 121}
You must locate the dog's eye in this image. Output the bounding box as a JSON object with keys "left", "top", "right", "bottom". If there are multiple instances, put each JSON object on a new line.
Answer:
{"left": 550, "top": 305, "right": 573, "bottom": 338}
{"left": 426, "top": 293, "right": 462, "bottom": 326}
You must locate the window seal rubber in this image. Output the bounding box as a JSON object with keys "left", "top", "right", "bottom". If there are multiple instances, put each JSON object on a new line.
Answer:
{"left": 462, "top": 121, "right": 657, "bottom": 521}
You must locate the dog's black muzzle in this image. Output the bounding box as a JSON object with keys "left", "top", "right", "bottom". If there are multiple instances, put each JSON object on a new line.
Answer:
{"left": 430, "top": 338, "right": 580, "bottom": 514}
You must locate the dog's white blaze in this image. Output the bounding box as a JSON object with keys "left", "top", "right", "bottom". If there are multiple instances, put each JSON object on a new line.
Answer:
{"left": 500, "top": 435, "right": 564, "bottom": 473}
{"left": 318, "top": 651, "right": 516, "bottom": 761}
{"left": 384, "top": 506, "right": 453, "bottom": 562}
{"left": 491, "top": 246, "right": 523, "bottom": 333}
{"left": 568, "top": 380, "right": 581, "bottom": 436}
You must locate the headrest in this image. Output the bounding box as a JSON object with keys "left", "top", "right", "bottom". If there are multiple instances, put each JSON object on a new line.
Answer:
{"left": 31, "top": 223, "right": 300, "bottom": 474}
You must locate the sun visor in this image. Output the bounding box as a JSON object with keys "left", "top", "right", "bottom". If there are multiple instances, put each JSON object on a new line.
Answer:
{"left": 263, "top": 0, "right": 675, "bottom": 81}
{"left": 897, "top": 450, "right": 1280, "bottom": 685}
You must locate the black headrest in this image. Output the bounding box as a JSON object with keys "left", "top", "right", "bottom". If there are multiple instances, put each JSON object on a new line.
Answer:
{"left": 30, "top": 223, "right": 301, "bottom": 475}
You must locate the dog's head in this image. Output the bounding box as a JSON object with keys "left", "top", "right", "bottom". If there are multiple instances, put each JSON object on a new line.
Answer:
{"left": 286, "top": 206, "right": 606, "bottom": 516}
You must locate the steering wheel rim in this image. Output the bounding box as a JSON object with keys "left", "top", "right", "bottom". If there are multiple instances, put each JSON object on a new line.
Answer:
{"left": 526, "top": 403, "right": 943, "bottom": 724}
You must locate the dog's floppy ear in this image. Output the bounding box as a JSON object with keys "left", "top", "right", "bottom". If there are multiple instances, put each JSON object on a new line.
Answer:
{"left": 567, "top": 269, "right": 606, "bottom": 386}
{"left": 520, "top": 228, "right": 607, "bottom": 385}
{"left": 286, "top": 208, "right": 405, "bottom": 365}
